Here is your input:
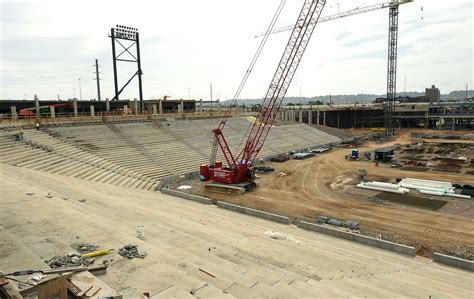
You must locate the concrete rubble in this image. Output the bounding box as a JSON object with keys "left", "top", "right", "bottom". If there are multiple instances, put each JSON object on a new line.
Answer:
{"left": 45, "top": 252, "right": 94, "bottom": 268}
{"left": 264, "top": 230, "right": 303, "bottom": 245}
{"left": 77, "top": 242, "right": 99, "bottom": 253}
{"left": 118, "top": 244, "right": 147, "bottom": 259}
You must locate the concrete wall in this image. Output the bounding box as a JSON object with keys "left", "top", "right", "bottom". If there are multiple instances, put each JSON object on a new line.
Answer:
{"left": 157, "top": 171, "right": 200, "bottom": 190}
{"left": 217, "top": 201, "right": 290, "bottom": 224}
{"left": 161, "top": 188, "right": 212, "bottom": 205}
{"left": 433, "top": 252, "right": 473, "bottom": 272}
{"left": 299, "top": 221, "right": 415, "bottom": 256}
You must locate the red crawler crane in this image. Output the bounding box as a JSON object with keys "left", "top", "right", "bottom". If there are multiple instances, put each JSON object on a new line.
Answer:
{"left": 200, "top": 0, "right": 326, "bottom": 193}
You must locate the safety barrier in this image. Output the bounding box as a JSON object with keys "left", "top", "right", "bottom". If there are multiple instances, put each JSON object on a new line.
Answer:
{"left": 216, "top": 201, "right": 290, "bottom": 224}
{"left": 299, "top": 221, "right": 415, "bottom": 256}
{"left": 161, "top": 188, "right": 212, "bottom": 205}
{"left": 433, "top": 252, "right": 473, "bottom": 272}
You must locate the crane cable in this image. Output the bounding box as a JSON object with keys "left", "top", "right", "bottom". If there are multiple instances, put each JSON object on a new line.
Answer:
{"left": 231, "top": 0, "right": 287, "bottom": 106}
{"left": 220, "top": 0, "right": 287, "bottom": 129}
{"left": 233, "top": 0, "right": 288, "bottom": 155}
{"left": 210, "top": 0, "right": 286, "bottom": 165}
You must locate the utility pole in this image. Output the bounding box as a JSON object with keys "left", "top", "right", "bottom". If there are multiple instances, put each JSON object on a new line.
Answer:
{"left": 188, "top": 87, "right": 191, "bottom": 100}
{"left": 404, "top": 76, "right": 406, "bottom": 96}
{"left": 210, "top": 83, "right": 213, "bottom": 102}
{"left": 466, "top": 83, "right": 468, "bottom": 101}
{"left": 210, "top": 83, "right": 213, "bottom": 112}
{"left": 299, "top": 86, "right": 302, "bottom": 105}
{"left": 94, "top": 59, "right": 101, "bottom": 101}
{"left": 78, "top": 78, "right": 83, "bottom": 100}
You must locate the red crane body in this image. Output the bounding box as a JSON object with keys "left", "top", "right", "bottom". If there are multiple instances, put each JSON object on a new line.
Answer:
{"left": 201, "top": 0, "right": 326, "bottom": 186}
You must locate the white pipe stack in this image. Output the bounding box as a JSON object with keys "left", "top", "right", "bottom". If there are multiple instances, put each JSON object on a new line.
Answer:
{"left": 357, "top": 182, "right": 409, "bottom": 194}
{"left": 418, "top": 190, "right": 445, "bottom": 196}
{"left": 400, "top": 178, "right": 471, "bottom": 199}
{"left": 444, "top": 193, "right": 471, "bottom": 199}
{"left": 356, "top": 178, "right": 471, "bottom": 199}
{"left": 366, "top": 181, "right": 401, "bottom": 190}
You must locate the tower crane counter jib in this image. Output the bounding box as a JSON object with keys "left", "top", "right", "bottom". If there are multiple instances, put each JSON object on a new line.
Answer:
{"left": 200, "top": 0, "right": 327, "bottom": 193}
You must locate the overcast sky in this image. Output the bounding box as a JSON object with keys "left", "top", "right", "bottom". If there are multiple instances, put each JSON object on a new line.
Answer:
{"left": 1, "top": 0, "right": 472, "bottom": 101}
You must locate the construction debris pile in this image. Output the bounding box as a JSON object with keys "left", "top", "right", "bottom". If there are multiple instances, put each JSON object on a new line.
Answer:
{"left": 252, "top": 166, "right": 275, "bottom": 173}
{"left": 77, "top": 242, "right": 99, "bottom": 253}
{"left": 394, "top": 141, "right": 473, "bottom": 174}
{"left": 45, "top": 253, "right": 94, "bottom": 268}
{"left": 317, "top": 216, "right": 359, "bottom": 230}
{"left": 264, "top": 230, "right": 303, "bottom": 244}
{"left": 270, "top": 154, "right": 290, "bottom": 162}
{"left": 118, "top": 244, "right": 147, "bottom": 259}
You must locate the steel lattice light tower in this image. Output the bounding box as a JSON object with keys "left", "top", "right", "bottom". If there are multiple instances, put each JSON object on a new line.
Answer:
{"left": 109, "top": 25, "right": 144, "bottom": 112}
{"left": 385, "top": 4, "right": 399, "bottom": 136}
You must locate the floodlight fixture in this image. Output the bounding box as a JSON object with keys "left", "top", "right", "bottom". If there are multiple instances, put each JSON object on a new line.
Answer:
{"left": 109, "top": 24, "right": 143, "bottom": 111}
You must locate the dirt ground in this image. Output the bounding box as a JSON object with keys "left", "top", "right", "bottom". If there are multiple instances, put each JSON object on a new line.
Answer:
{"left": 191, "top": 130, "right": 474, "bottom": 259}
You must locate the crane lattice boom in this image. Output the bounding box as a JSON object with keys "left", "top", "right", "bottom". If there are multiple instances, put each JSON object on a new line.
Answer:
{"left": 238, "top": 0, "right": 326, "bottom": 167}
{"left": 255, "top": 0, "right": 413, "bottom": 38}
{"left": 201, "top": 0, "right": 326, "bottom": 186}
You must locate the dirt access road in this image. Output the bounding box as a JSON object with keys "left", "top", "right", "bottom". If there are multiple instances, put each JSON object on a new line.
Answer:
{"left": 199, "top": 131, "right": 474, "bottom": 258}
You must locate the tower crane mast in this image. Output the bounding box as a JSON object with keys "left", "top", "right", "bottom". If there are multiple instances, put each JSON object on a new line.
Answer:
{"left": 255, "top": 0, "right": 413, "bottom": 137}
{"left": 200, "top": 0, "right": 327, "bottom": 192}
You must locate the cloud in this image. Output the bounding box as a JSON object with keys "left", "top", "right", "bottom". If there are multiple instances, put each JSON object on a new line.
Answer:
{"left": 1, "top": 0, "right": 472, "bottom": 101}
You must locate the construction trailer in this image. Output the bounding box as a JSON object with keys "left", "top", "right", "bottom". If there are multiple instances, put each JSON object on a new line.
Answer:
{"left": 375, "top": 147, "right": 394, "bottom": 162}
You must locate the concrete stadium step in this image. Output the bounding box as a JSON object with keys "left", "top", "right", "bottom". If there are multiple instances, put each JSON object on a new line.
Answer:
{"left": 38, "top": 158, "right": 71, "bottom": 172}
{"left": 33, "top": 118, "right": 341, "bottom": 190}
{"left": 114, "top": 176, "right": 137, "bottom": 188}
{"left": 42, "top": 129, "right": 157, "bottom": 182}
{"left": 150, "top": 286, "right": 195, "bottom": 298}
{"left": 82, "top": 168, "right": 114, "bottom": 181}
{"left": 26, "top": 156, "right": 67, "bottom": 170}
{"left": 0, "top": 148, "right": 49, "bottom": 164}
{"left": 93, "top": 169, "right": 123, "bottom": 183}
{"left": 9, "top": 150, "right": 53, "bottom": 165}
{"left": 107, "top": 174, "right": 131, "bottom": 186}
{"left": 100, "top": 174, "right": 133, "bottom": 186}
{"left": 108, "top": 173, "right": 132, "bottom": 186}
{"left": 74, "top": 165, "right": 109, "bottom": 179}
{"left": 50, "top": 161, "right": 87, "bottom": 175}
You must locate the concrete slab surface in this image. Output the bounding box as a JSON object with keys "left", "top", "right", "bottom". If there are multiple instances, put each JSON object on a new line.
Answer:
{"left": 0, "top": 164, "right": 472, "bottom": 298}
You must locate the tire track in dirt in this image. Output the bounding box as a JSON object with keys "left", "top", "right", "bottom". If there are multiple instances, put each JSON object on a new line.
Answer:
{"left": 208, "top": 132, "right": 474, "bottom": 254}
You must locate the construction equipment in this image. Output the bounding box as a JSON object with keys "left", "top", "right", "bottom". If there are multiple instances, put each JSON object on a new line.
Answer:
{"left": 200, "top": 0, "right": 327, "bottom": 193}
{"left": 255, "top": 0, "right": 414, "bottom": 137}
{"left": 19, "top": 103, "right": 71, "bottom": 116}
{"left": 270, "top": 154, "right": 290, "bottom": 162}
{"left": 317, "top": 215, "right": 359, "bottom": 230}
{"left": 255, "top": 0, "right": 413, "bottom": 38}
{"left": 351, "top": 149, "right": 359, "bottom": 160}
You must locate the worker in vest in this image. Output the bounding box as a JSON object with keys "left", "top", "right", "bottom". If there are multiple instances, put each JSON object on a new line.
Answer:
{"left": 14, "top": 130, "right": 21, "bottom": 141}
{"left": 35, "top": 121, "right": 40, "bottom": 130}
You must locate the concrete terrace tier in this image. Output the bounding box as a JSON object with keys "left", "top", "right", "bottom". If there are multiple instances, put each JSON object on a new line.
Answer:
{"left": 0, "top": 117, "right": 340, "bottom": 191}
{"left": 0, "top": 164, "right": 471, "bottom": 298}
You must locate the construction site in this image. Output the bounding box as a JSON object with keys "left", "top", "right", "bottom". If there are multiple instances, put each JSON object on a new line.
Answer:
{"left": 1, "top": 0, "right": 473, "bottom": 298}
